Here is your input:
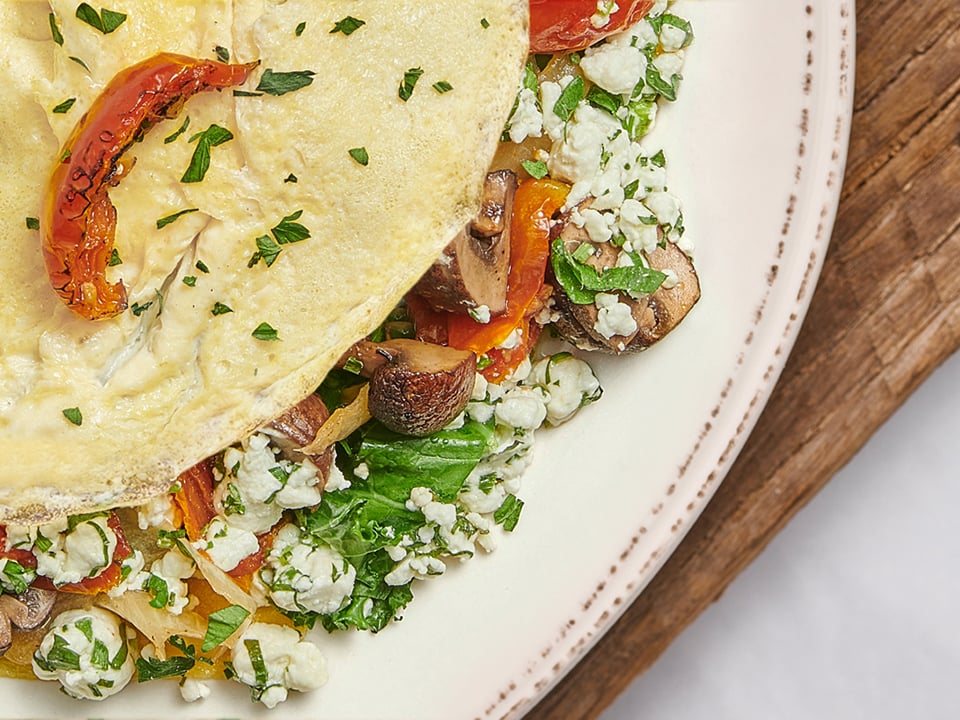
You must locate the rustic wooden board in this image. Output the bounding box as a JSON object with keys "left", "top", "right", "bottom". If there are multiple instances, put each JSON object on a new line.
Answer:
{"left": 527, "top": 1, "right": 960, "bottom": 717}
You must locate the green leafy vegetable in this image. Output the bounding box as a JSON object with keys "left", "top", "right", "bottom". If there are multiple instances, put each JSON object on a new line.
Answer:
{"left": 202, "top": 605, "right": 250, "bottom": 652}
{"left": 52, "top": 97, "right": 76, "bottom": 114}
{"left": 62, "top": 407, "right": 83, "bottom": 426}
{"left": 49, "top": 13, "right": 64, "bottom": 45}
{"left": 252, "top": 322, "right": 279, "bottom": 341}
{"left": 550, "top": 238, "right": 666, "bottom": 305}
{"left": 553, "top": 76, "right": 585, "bottom": 121}
{"left": 348, "top": 147, "right": 369, "bottom": 166}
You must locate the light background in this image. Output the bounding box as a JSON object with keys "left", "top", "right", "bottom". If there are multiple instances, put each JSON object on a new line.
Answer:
{"left": 601, "top": 350, "right": 960, "bottom": 719}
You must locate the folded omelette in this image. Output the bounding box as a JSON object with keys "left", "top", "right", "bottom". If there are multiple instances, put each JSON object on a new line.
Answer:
{"left": 0, "top": 0, "right": 528, "bottom": 523}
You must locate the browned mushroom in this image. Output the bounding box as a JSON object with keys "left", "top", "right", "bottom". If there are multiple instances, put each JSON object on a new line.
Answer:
{"left": 269, "top": 393, "right": 334, "bottom": 478}
{"left": 0, "top": 587, "right": 57, "bottom": 655}
{"left": 552, "top": 223, "right": 700, "bottom": 354}
{"left": 340, "top": 339, "right": 476, "bottom": 436}
{"left": 413, "top": 170, "right": 517, "bottom": 316}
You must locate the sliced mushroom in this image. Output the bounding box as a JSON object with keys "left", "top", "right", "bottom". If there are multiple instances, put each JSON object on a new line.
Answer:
{"left": 552, "top": 223, "right": 700, "bottom": 354}
{"left": 343, "top": 339, "right": 476, "bottom": 436}
{"left": 268, "top": 393, "right": 334, "bottom": 478}
{"left": 0, "top": 587, "right": 57, "bottom": 656}
{"left": 413, "top": 170, "right": 517, "bottom": 315}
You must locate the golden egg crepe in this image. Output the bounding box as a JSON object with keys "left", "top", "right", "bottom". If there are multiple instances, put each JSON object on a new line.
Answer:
{"left": 0, "top": 0, "right": 528, "bottom": 523}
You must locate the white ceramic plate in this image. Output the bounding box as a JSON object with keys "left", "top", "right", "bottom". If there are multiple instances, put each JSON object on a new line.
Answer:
{"left": 0, "top": 1, "right": 854, "bottom": 718}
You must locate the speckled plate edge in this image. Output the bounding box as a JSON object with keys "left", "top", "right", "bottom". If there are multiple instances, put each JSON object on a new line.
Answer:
{"left": 486, "top": 3, "right": 857, "bottom": 718}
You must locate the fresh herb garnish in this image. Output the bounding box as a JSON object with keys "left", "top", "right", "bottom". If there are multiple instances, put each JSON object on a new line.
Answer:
{"left": 284, "top": 173, "right": 298, "bottom": 183}
{"left": 255, "top": 69, "right": 315, "bottom": 96}
{"left": 494, "top": 494, "right": 524, "bottom": 532}
{"left": 398, "top": 67, "right": 424, "bottom": 102}
{"left": 156, "top": 208, "right": 199, "bottom": 229}
{"left": 330, "top": 16, "right": 365, "bottom": 36}
{"left": 163, "top": 116, "right": 190, "bottom": 144}
{"left": 52, "top": 97, "right": 76, "bottom": 114}
{"left": 348, "top": 147, "right": 369, "bottom": 166}
{"left": 144, "top": 574, "right": 170, "bottom": 609}
{"left": 75, "top": 4, "right": 126, "bottom": 34}
{"left": 25, "top": 217, "right": 40, "bottom": 230}
{"left": 62, "top": 407, "right": 83, "bottom": 426}
{"left": 550, "top": 237, "right": 666, "bottom": 304}
{"left": 211, "top": 302, "right": 233, "bottom": 316}
{"left": 195, "top": 259, "right": 210, "bottom": 274}
{"left": 49, "top": 13, "right": 64, "bottom": 45}
{"left": 252, "top": 322, "right": 279, "bottom": 341}
{"left": 69, "top": 56, "right": 90, "bottom": 71}
{"left": 553, "top": 76, "right": 585, "bottom": 122}
{"left": 202, "top": 605, "right": 250, "bottom": 652}
{"left": 214, "top": 45, "right": 230, "bottom": 62}
{"left": 182, "top": 276, "right": 197, "bottom": 287}
{"left": 432, "top": 80, "right": 454, "bottom": 94}
{"left": 108, "top": 249, "right": 123, "bottom": 266}
{"left": 295, "top": 21, "right": 307, "bottom": 37}
{"left": 181, "top": 124, "right": 234, "bottom": 183}
{"left": 520, "top": 159, "right": 549, "bottom": 179}
{"left": 248, "top": 211, "right": 311, "bottom": 267}
{"left": 135, "top": 636, "right": 206, "bottom": 682}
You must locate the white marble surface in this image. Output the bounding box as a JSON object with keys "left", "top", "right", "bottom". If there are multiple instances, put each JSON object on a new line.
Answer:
{"left": 600, "top": 349, "right": 960, "bottom": 720}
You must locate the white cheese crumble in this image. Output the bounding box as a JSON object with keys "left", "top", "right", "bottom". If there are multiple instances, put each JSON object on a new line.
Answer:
{"left": 594, "top": 292, "right": 639, "bottom": 339}
{"left": 196, "top": 517, "right": 260, "bottom": 573}
{"left": 6, "top": 515, "right": 117, "bottom": 587}
{"left": 527, "top": 354, "right": 603, "bottom": 425}
{"left": 260, "top": 524, "right": 356, "bottom": 615}
{"left": 179, "top": 677, "right": 211, "bottom": 703}
{"left": 32, "top": 608, "right": 135, "bottom": 701}
{"left": 230, "top": 623, "right": 327, "bottom": 709}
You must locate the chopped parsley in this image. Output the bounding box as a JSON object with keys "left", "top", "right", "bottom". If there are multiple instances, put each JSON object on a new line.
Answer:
{"left": 553, "top": 75, "right": 585, "bottom": 122}
{"left": 284, "top": 173, "right": 298, "bottom": 183}
{"left": 181, "top": 124, "right": 234, "bottom": 184}
{"left": 108, "top": 249, "right": 123, "bottom": 266}
{"left": 398, "top": 67, "right": 424, "bottom": 102}
{"left": 195, "top": 259, "right": 210, "bottom": 274}
{"left": 163, "top": 116, "right": 190, "bottom": 144}
{"left": 136, "top": 636, "right": 209, "bottom": 682}
{"left": 248, "top": 211, "right": 311, "bottom": 267}
{"left": 69, "top": 56, "right": 90, "bottom": 71}
{"left": 62, "top": 407, "right": 83, "bottom": 426}
{"left": 481, "top": 17, "right": 490, "bottom": 29}
{"left": 348, "top": 147, "right": 369, "bottom": 166}
{"left": 182, "top": 276, "right": 197, "bottom": 287}
{"left": 130, "top": 300, "right": 154, "bottom": 317}
{"left": 156, "top": 208, "right": 199, "bottom": 229}
{"left": 255, "top": 69, "right": 315, "bottom": 96}
{"left": 494, "top": 494, "right": 524, "bottom": 532}
{"left": 330, "top": 16, "right": 365, "bottom": 36}
{"left": 49, "top": 13, "right": 64, "bottom": 45}
{"left": 521, "top": 159, "right": 549, "bottom": 179}
{"left": 432, "top": 80, "right": 454, "bottom": 94}
{"left": 214, "top": 45, "right": 230, "bottom": 63}
{"left": 52, "top": 97, "right": 77, "bottom": 114}
{"left": 201, "top": 605, "right": 250, "bottom": 652}
{"left": 25, "top": 217, "right": 39, "bottom": 230}
{"left": 211, "top": 302, "right": 233, "bottom": 316}
{"left": 295, "top": 21, "right": 307, "bottom": 37}
{"left": 75, "top": 4, "right": 127, "bottom": 34}
{"left": 252, "top": 322, "right": 279, "bottom": 341}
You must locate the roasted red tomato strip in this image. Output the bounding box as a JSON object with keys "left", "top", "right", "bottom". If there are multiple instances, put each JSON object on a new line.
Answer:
{"left": 41, "top": 52, "right": 258, "bottom": 320}
{"left": 173, "top": 458, "right": 218, "bottom": 543}
{"left": 446, "top": 178, "right": 570, "bottom": 355}
{"left": 530, "top": 0, "right": 655, "bottom": 53}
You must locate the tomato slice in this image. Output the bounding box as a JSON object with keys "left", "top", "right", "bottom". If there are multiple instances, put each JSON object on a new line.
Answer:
{"left": 172, "top": 458, "right": 218, "bottom": 542}
{"left": 42, "top": 53, "right": 258, "bottom": 320}
{"left": 530, "top": 0, "right": 655, "bottom": 53}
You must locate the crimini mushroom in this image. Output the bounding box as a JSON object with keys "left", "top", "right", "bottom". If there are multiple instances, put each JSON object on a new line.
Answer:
{"left": 552, "top": 222, "right": 700, "bottom": 354}
{"left": 340, "top": 339, "right": 476, "bottom": 436}
{"left": 0, "top": 587, "right": 57, "bottom": 655}
{"left": 413, "top": 170, "right": 518, "bottom": 315}
{"left": 269, "top": 393, "right": 334, "bottom": 478}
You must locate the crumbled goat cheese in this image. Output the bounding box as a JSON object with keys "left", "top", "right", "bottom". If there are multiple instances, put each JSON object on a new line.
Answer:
{"left": 260, "top": 524, "right": 356, "bottom": 615}
{"left": 179, "top": 677, "right": 211, "bottom": 703}
{"left": 217, "top": 432, "right": 323, "bottom": 534}
{"left": 7, "top": 515, "right": 117, "bottom": 586}
{"left": 230, "top": 623, "right": 327, "bottom": 709}
{"left": 145, "top": 549, "right": 195, "bottom": 615}
{"left": 580, "top": 41, "right": 646, "bottom": 96}
{"left": 594, "top": 292, "right": 639, "bottom": 339}
{"left": 527, "top": 354, "right": 602, "bottom": 425}
{"left": 137, "top": 494, "right": 177, "bottom": 530}
{"left": 196, "top": 517, "right": 260, "bottom": 573}
{"left": 508, "top": 87, "right": 543, "bottom": 144}
{"left": 591, "top": 0, "right": 619, "bottom": 28}
{"left": 32, "top": 608, "right": 135, "bottom": 701}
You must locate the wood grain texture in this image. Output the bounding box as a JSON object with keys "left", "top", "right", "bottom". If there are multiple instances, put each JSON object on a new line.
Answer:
{"left": 527, "top": 1, "right": 960, "bottom": 718}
